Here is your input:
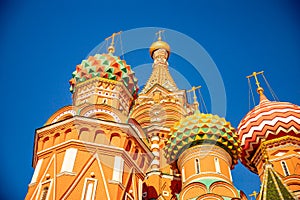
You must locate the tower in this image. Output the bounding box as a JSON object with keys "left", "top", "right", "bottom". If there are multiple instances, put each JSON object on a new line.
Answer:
{"left": 164, "top": 104, "right": 247, "bottom": 199}
{"left": 237, "top": 72, "right": 300, "bottom": 199}
{"left": 130, "top": 31, "right": 193, "bottom": 199}
{"left": 25, "top": 33, "right": 153, "bottom": 200}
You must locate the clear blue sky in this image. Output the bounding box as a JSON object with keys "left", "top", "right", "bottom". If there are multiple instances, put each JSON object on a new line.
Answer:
{"left": 1, "top": 0, "right": 300, "bottom": 199}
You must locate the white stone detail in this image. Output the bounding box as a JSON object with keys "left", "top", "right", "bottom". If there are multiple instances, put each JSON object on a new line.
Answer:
{"left": 84, "top": 109, "right": 121, "bottom": 122}
{"left": 30, "top": 159, "right": 43, "bottom": 184}
{"left": 151, "top": 159, "right": 160, "bottom": 166}
{"left": 151, "top": 144, "right": 159, "bottom": 150}
{"left": 112, "top": 156, "right": 124, "bottom": 183}
{"left": 152, "top": 151, "right": 159, "bottom": 157}
{"left": 61, "top": 148, "right": 78, "bottom": 173}
{"left": 151, "top": 136, "right": 160, "bottom": 142}
{"left": 53, "top": 110, "right": 76, "bottom": 123}
{"left": 274, "top": 151, "right": 287, "bottom": 157}
{"left": 214, "top": 157, "right": 221, "bottom": 173}
{"left": 138, "top": 179, "right": 143, "bottom": 200}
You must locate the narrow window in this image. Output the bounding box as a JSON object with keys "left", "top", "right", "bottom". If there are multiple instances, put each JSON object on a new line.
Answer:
{"left": 85, "top": 183, "right": 94, "bottom": 200}
{"left": 40, "top": 187, "right": 49, "bottom": 200}
{"left": 214, "top": 157, "right": 221, "bottom": 173}
{"left": 281, "top": 161, "right": 290, "bottom": 176}
{"left": 182, "top": 167, "right": 186, "bottom": 182}
{"left": 133, "top": 149, "right": 139, "bottom": 160}
{"left": 125, "top": 140, "right": 132, "bottom": 151}
{"left": 195, "top": 158, "right": 200, "bottom": 174}
{"left": 140, "top": 156, "right": 145, "bottom": 169}
{"left": 81, "top": 178, "right": 97, "bottom": 200}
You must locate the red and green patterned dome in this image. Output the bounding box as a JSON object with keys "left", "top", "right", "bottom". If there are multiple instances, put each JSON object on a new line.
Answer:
{"left": 164, "top": 111, "right": 241, "bottom": 167}
{"left": 69, "top": 53, "right": 139, "bottom": 97}
{"left": 237, "top": 94, "right": 300, "bottom": 172}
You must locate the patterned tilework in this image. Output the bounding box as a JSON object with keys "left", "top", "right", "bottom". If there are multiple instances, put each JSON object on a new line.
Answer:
{"left": 164, "top": 110, "right": 241, "bottom": 166}
{"left": 69, "top": 53, "right": 138, "bottom": 97}
{"left": 238, "top": 97, "right": 300, "bottom": 172}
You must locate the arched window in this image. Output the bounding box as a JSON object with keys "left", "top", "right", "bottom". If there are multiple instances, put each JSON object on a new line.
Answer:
{"left": 281, "top": 161, "right": 290, "bottom": 176}
{"left": 140, "top": 156, "right": 145, "bottom": 169}
{"left": 195, "top": 158, "right": 200, "bottom": 174}
{"left": 110, "top": 133, "right": 121, "bottom": 147}
{"left": 214, "top": 157, "right": 221, "bottom": 173}
{"left": 79, "top": 128, "right": 91, "bottom": 142}
{"left": 64, "top": 128, "right": 73, "bottom": 141}
{"left": 125, "top": 140, "right": 132, "bottom": 151}
{"left": 53, "top": 133, "right": 60, "bottom": 145}
{"left": 43, "top": 137, "right": 50, "bottom": 150}
{"left": 133, "top": 149, "right": 139, "bottom": 160}
{"left": 94, "top": 130, "right": 106, "bottom": 144}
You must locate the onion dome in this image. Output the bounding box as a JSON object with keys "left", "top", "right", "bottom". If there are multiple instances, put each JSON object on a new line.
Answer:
{"left": 69, "top": 53, "right": 139, "bottom": 97}
{"left": 149, "top": 32, "right": 170, "bottom": 59}
{"left": 237, "top": 93, "right": 300, "bottom": 172}
{"left": 164, "top": 110, "right": 241, "bottom": 167}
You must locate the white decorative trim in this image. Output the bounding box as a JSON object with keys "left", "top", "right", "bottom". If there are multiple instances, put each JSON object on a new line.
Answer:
{"left": 81, "top": 178, "right": 98, "bottom": 200}
{"left": 138, "top": 179, "right": 143, "bottom": 200}
{"left": 240, "top": 115, "right": 300, "bottom": 145}
{"left": 30, "top": 159, "right": 43, "bottom": 184}
{"left": 95, "top": 154, "right": 111, "bottom": 200}
{"left": 83, "top": 109, "right": 121, "bottom": 122}
{"left": 112, "top": 156, "right": 124, "bottom": 183}
{"left": 151, "top": 144, "right": 159, "bottom": 150}
{"left": 60, "top": 148, "right": 78, "bottom": 173}
{"left": 240, "top": 106, "right": 299, "bottom": 125}
{"left": 151, "top": 136, "right": 160, "bottom": 142}
{"left": 53, "top": 110, "right": 76, "bottom": 123}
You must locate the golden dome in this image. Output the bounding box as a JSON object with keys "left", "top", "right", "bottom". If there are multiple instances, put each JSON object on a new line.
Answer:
{"left": 149, "top": 40, "right": 170, "bottom": 59}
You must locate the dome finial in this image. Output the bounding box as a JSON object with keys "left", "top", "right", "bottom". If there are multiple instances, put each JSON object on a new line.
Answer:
{"left": 149, "top": 30, "right": 170, "bottom": 59}
{"left": 247, "top": 71, "right": 268, "bottom": 102}
{"left": 105, "top": 31, "right": 122, "bottom": 54}
{"left": 156, "top": 30, "right": 164, "bottom": 41}
{"left": 187, "top": 85, "right": 201, "bottom": 112}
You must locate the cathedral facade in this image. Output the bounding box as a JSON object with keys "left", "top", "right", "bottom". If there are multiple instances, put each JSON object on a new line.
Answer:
{"left": 25, "top": 32, "right": 299, "bottom": 200}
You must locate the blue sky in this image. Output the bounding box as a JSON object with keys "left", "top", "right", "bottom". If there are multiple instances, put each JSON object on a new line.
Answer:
{"left": 1, "top": 0, "right": 300, "bottom": 199}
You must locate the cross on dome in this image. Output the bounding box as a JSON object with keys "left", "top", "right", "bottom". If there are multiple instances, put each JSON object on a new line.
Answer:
{"left": 105, "top": 31, "right": 122, "bottom": 54}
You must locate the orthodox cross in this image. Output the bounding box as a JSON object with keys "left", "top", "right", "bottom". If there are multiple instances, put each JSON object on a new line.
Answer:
{"left": 156, "top": 30, "right": 165, "bottom": 41}
{"left": 246, "top": 71, "right": 264, "bottom": 89}
{"left": 105, "top": 31, "right": 122, "bottom": 53}
{"left": 187, "top": 86, "right": 202, "bottom": 110}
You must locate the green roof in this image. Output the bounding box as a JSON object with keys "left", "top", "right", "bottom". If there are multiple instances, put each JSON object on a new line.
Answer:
{"left": 258, "top": 163, "right": 296, "bottom": 200}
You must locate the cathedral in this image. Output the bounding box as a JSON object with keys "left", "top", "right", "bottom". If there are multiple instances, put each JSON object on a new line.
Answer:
{"left": 25, "top": 32, "right": 300, "bottom": 200}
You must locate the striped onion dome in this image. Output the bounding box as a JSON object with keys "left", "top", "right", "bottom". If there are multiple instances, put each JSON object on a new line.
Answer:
{"left": 237, "top": 94, "right": 300, "bottom": 172}
{"left": 164, "top": 110, "right": 241, "bottom": 167}
{"left": 69, "top": 53, "right": 139, "bottom": 97}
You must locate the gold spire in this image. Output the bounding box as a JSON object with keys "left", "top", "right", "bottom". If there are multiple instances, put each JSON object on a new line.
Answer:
{"left": 247, "top": 71, "right": 268, "bottom": 102}
{"left": 149, "top": 30, "right": 170, "bottom": 59}
{"left": 187, "top": 86, "right": 201, "bottom": 111}
{"left": 105, "top": 31, "right": 122, "bottom": 54}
